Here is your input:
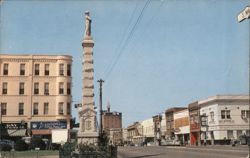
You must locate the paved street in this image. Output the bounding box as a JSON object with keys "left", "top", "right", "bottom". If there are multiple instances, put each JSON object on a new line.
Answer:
{"left": 118, "top": 145, "right": 249, "bottom": 158}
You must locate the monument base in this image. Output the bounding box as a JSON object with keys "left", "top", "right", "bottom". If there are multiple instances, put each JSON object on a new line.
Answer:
{"left": 77, "top": 132, "right": 99, "bottom": 145}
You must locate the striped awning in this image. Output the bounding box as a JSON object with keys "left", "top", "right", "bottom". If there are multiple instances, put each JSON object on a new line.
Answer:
{"left": 6, "top": 129, "right": 26, "bottom": 137}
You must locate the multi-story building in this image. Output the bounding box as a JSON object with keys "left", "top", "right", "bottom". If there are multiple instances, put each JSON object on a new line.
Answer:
{"left": 173, "top": 108, "right": 190, "bottom": 145}
{"left": 102, "top": 104, "right": 122, "bottom": 145}
{"left": 126, "top": 121, "right": 144, "bottom": 146}
{"left": 199, "top": 95, "right": 249, "bottom": 145}
{"left": 160, "top": 114, "right": 166, "bottom": 139}
{"left": 0, "top": 54, "right": 72, "bottom": 140}
{"left": 141, "top": 118, "right": 154, "bottom": 143}
{"left": 165, "top": 107, "right": 187, "bottom": 140}
{"left": 188, "top": 101, "right": 201, "bottom": 146}
{"left": 152, "top": 114, "right": 162, "bottom": 145}
{"left": 122, "top": 128, "right": 128, "bottom": 144}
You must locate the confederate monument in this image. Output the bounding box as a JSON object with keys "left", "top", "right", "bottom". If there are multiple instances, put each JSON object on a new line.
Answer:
{"left": 78, "top": 11, "right": 98, "bottom": 144}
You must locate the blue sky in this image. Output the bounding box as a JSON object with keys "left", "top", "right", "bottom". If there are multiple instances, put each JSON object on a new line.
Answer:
{"left": 0, "top": 0, "right": 249, "bottom": 127}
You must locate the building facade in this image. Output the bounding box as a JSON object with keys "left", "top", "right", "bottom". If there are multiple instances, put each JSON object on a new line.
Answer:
{"left": 160, "top": 114, "right": 166, "bottom": 139}
{"left": 102, "top": 104, "right": 122, "bottom": 145}
{"left": 173, "top": 108, "right": 190, "bottom": 145}
{"left": 141, "top": 118, "right": 154, "bottom": 144}
{"left": 0, "top": 54, "right": 72, "bottom": 140}
{"left": 122, "top": 128, "right": 128, "bottom": 144}
{"left": 165, "top": 107, "right": 187, "bottom": 140}
{"left": 199, "top": 95, "right": 249, "bottom": 145}
{"left": 188, "top": 101, "right": 201, "bottom": 146}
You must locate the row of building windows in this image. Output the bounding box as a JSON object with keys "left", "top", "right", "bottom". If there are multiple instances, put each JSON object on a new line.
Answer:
{"left": 2, "top": 63, "right": 71, "bottom": 76}
{"left": 2, "top": 82, "right": 71, "bottom": 95}
{"left": 210, "top": 110, "right": 249, "bottom": 121}
{"left": 189, "top": 110, "right": 250, "bottom": 124}
{"left": 0, "top": 102, "right": 71, "bottom": 116}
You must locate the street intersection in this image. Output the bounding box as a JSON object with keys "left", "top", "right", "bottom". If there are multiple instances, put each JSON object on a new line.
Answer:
{"left": 118, "top": 145, "right": 249, "bottom": 158}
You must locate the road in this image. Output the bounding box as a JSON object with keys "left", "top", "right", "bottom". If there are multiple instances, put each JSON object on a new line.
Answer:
{"left": 118, "top": 145, "right": 249, "bottom": 158}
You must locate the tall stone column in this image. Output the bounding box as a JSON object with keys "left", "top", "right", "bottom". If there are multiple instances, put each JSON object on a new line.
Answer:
{"left": 77, "top": 11, "right": 98, "bottom": 145}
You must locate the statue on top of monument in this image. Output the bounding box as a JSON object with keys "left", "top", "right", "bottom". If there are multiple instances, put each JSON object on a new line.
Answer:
{"left": 84, "top": 11, "right": 91, "bottom": 37}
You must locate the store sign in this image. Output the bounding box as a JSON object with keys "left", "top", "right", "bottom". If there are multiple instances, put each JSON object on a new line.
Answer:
{"left": 31, "top": 121, "right": 67, "bottom": 129}
{"left": 2, "top": 123, "right": 27, "bottom": 129}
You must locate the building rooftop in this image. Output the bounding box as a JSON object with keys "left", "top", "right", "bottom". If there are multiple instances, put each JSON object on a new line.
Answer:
{"left": 0, "top": 54, "right": 72, "bottom": 60}
{"left": 198, "top": 94, "right": 249, "bottom": 105}
{"left": 165, "top": 107, "right": 187, "bottom": 113}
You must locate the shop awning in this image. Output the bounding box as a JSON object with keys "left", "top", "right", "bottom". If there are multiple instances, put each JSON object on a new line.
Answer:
{"left": 7, "top": 129, "right": 26, "bottom": 137}
{"left": 32, "top": 129, "right": 51, "bottom": 135}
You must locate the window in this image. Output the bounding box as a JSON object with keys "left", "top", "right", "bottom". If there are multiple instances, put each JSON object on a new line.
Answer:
{"left": 67, "top": 82, "right": 71, "bottom": 95}
{"left": 19, "top": 82, "right": 25, "bottom": 95}
{"left": 247, "top": 130, "right": 250, "bottom": 136}
{"left": 33, "top": 103, "right": 38, "bottom": 115}
{"left": 59, "top": 82, "right": 64, "bottom": 94}
{"left": 44, "top": 82, "right": 49, "bottom": 95}
{"left": 20, "top": 63, "right": 25, "bottom": 75}
{"left": 67, "top": 103, "right": 71, "bottom": 115}
{"left": 19, "top": 103, "right": 24, "bottom": 115}
{"left": 67, "top": 64, "right": 71, "bottom": 76}
{"left": 237, "top": 130, "right": 242, "bottom": 139}
{"left": 45, "top": 64, "right": 49, "bottom": 76}
{"left": 34, "top": 82, "right": 39, "bottom": 95}
{"left": 1, "top": 103, "right": 7, "bottom": 115}
{"left": 3, "top": 63, "right": 8, "bottom": 75}
{"left": 227, "top": 130, "right": 234, "bottom": 139}
{"left": 59, "top": 64, "right": 64, "bottom": 76}
{"left": 58, "top": 102, "right": 64, "bottom": 115}
{"left": 35, "top": 64, "right": 39, "bottom": 75}
{"left": 221, "top": 110, "right": 231, "bottom": 119}
{"left": 2, "top": 82, "right": 7, "bottom": 94}
{"left": 210, "top": 112, "right": 214, "bottom": 122}
{"left": 241, "top": 110, "right": 250, "bottom": 119}
{"left": 44, "top": 102, "right": 49, "bottom": 115}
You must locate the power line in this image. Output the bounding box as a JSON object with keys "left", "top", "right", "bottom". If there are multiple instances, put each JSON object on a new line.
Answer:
{"left": 102, "top": 1, "right": 139, "bottom": 77}
{"left": 123, "top": 0, "right": 165, "bottom": 66}
{"left": 104, "top": 0, "right": 151, "bottom": 81}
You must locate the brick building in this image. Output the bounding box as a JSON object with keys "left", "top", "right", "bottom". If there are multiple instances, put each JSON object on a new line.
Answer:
{"left": 165, "top": 107, "right": 187, "bottom": 140}
{"left": 102, "top": 103, "right": 122, "bottom": 145}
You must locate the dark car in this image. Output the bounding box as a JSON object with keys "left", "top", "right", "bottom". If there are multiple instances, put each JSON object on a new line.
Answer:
{"left": 0, "top": 140, "right": 14, "bottom": 151}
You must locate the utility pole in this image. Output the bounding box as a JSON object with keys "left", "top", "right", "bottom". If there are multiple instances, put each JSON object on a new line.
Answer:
{"left": 97, "top": 79, "right": 104, "bottom": 136}
{"left": 237, "top": 7, "right": 250, "bottom": 158}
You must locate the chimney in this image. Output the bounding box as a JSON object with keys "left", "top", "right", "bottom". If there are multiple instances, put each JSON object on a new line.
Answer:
{"left": 107, "top": 101, "right": 111, "bottom": 112}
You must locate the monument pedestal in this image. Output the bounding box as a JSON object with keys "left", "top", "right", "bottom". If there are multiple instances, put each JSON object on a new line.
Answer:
{"left": 77, "top": 108, "right": 99, "bottom": 144}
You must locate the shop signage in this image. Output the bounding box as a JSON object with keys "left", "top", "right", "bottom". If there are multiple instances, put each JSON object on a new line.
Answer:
{"left": 31, "top": 121, "right": 67, "bottom": 129}
{"left": 2, "top": 123, "right": 27, "bottom": 129}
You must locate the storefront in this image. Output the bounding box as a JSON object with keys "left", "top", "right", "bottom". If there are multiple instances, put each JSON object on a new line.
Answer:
{"left": 188, "top": 101, "right": 201, "bottom": 146}
{"left": 31, "top": 121, "right": 67, "bottom": 139}
{"left": 0, "top": 123, "right": 27, "bottom": 141}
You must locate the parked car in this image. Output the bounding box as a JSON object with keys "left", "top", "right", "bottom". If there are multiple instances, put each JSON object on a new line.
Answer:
{"left": 0, "top": 139, "right": 14, "bottom": 151}
{"left": 161, "top": 139, "right": 181, "bottom": 146}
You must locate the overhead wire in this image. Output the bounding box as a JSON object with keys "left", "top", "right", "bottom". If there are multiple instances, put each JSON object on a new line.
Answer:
{"left": 102, "top": 1, "right": 139, "bottom": 77}
{"left": 104, "top": 0, "right": 151, "bottom": 81}
{"left": 125, "top": 0, "right": 165, "bottom": 61}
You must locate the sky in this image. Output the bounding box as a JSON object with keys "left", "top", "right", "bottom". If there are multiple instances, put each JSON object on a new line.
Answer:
{"left": 0, "top": 0, "right": 249, "bottom": 127}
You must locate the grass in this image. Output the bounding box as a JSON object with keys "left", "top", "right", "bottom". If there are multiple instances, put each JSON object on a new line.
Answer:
{"left": 1, "top": 150, "right": 59, "bottom": 157}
